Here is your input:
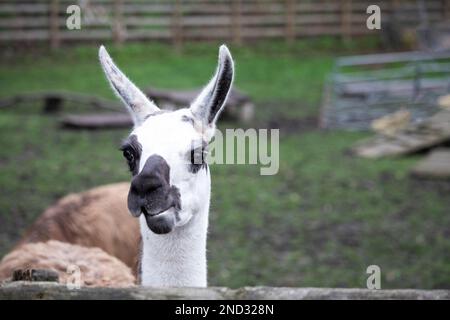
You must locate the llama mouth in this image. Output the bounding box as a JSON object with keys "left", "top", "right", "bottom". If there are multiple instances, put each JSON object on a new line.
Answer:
{"left": 140, "top": 206, "right": 170, "bottom": 217}
{"left": 140, "top": 205, "right": 176, "bottom": 234}
{"left": 143, "top": 210, "right": 175, "bottom": 234}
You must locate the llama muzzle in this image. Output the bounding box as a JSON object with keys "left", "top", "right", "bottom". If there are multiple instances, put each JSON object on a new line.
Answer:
{"left": 127, "top": 154, "right": 181, "bottom": 234}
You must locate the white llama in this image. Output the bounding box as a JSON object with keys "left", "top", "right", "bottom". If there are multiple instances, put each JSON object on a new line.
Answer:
{"left": 99, "top": 44, "right": 234, "bottom": 287}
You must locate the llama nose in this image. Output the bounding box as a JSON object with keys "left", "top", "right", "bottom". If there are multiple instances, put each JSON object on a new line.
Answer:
{"left": 141, "top": 206, "right": 149, "bottom": 215}
{"left": 131, "top": 175, "right": 163, "bottom": 196}
{"left": 131, "top": 154, "right": 170, "bottom": 196}
{"left": 127, "top": 154, "right": 172, "bottom": 217}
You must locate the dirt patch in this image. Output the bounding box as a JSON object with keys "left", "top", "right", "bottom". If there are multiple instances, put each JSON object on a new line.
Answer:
{"left": 409, "top": 178, "right": 450, "bottom": 195}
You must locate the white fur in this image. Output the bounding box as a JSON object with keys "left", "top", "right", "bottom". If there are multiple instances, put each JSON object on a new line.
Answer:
{"left": 134, "top": 109, "right": 211, "bottom": 287}
{"left": 139, "top": 176, "right": 210, "bottom": 287}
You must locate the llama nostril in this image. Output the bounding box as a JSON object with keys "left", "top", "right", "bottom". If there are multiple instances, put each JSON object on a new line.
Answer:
{"left": 147, "top": 183, "right": 163, "bottom": 194}
{"left": 141, "top": 206, "right": 148, "bottom": 215}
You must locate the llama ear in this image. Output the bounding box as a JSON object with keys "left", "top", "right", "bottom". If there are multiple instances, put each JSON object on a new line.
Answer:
{"left": 99, "top": 45, "right": 160, "bottom": 126}
{"left": 190, "top": 45, "right": 234, "bottom": 125}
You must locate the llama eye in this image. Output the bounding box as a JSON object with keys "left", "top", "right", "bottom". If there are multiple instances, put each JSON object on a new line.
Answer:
{"left": 189, "top": 147, "right": 207, "bottom": 173}
{"left": 123, "top": 149, "right": 134, "bottom": 163}
{"left": 190, "top": 148, "right": 205, "bottom": 165}
{"left": 122, "top": 148, "right": 137, "bottom": 173}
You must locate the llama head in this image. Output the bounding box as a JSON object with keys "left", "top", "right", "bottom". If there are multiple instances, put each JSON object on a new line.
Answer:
{"left": 99, "top": 45, "right": 234, "bottom": 234}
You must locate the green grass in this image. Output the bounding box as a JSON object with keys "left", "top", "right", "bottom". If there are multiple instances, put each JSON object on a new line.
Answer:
{"left": 0, "top": 41, "right": 336, "bottom": 118}
{"left": 0, "top": 41, "right": 449, "bottom": 289}
{"left": 210, "top": 132, "right": 450, "bottom": 288}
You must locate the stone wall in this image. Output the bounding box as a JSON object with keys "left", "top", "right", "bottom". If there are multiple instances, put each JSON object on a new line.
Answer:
{"left": 1, "top": 282, "right": 449, "bottom": 300}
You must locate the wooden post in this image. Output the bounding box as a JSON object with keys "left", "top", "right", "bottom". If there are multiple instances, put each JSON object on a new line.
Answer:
{"left": 172, "top": 0, "right": 183, "bottom": 51}
{"left": 341, "top": 0, "right": 352, "bottom": 42}
{"left": 113, "top": 0, "right": 125, "bottom": 45}
{"left": 50, "top": 0, "right": 60, "bottom": 49}
{"left": 443, "top": 0, "right": 450, "bottom": 20}
{"left": 390, "top": 0, "right": 400, "bottom": 25}
{"left": 285, "top": 0, "right": 295, "bottom": 43}
{"left": 392, "top": 0, "right": 400, "bottom": 13}
{"left": 231, "top": 0, "right": 242, "bottom": 45}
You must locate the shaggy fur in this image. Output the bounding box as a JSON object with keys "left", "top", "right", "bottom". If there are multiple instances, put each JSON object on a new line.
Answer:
{"left": 0, "top": 240, "right": 135, "bottom": 287}
{"left": 18, "top": 183, "right": 140, "bottom": 270}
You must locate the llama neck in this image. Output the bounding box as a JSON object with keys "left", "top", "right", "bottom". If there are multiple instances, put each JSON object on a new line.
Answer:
{"left": 139, "top": 199, "right": 209, "bottom": 287}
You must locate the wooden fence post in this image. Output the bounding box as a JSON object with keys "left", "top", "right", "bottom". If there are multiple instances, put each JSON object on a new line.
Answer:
{"left": 341, "top": 0, "right": 352, "bottom": 42}
{"left": 172, "top": 0, "right": 183, "bottom": 51}
{"left": 443, "top": 0, "right": 450, "bottom": 20}
{"left": 50, "top": 0, "right": 60, "bottom": 49}
{"left": 285, "top": 0, "right": 295, "bottom": 43}
{"left": 113, "top": 0, "right": 125, "bottom": 45}
{"left": 231, "top": 0, "right": 242, "bottom": 45}
{"left": 392, "top": 0, "right": 400, "bottom": 13}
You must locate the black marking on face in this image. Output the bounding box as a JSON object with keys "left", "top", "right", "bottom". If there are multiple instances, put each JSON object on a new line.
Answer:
{"left": 120, "top": 134, "right": 142, "bottom": 175}
{"left": 136, "top": 239, "right": 143, "bottom": 284}
{"left": 181, "top": 115, "right": 195, "bottom": 126}
{"left": 188, "top": 140, "right": 209, "bottom": 174}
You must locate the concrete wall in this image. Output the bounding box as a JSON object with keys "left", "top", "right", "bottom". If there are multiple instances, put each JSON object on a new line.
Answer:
{"left": 1, "top": 282, "right": 449, "bottom": 300}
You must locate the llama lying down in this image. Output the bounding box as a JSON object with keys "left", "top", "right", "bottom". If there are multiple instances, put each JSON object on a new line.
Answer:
{"left": 0, "top": 183, "right": 138, "bottom": 287}
{"left": 99, "top": 45, "right": 234, "bottom": 287}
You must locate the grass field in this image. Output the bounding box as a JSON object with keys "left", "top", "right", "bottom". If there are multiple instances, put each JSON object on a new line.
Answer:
{"left": 0, "top": 40, "right": 449, "bottom": 289}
